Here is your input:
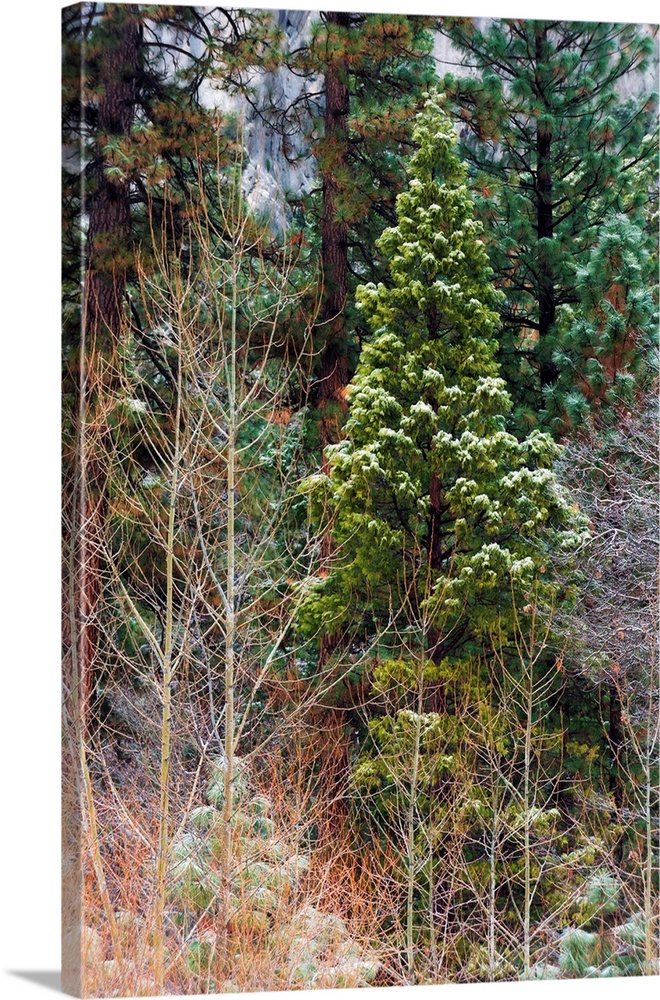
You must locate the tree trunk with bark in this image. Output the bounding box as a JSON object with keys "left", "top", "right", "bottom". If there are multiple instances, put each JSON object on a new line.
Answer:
{"left": 534, "top": 26, "right": 558, "bottom": 392}
{"left": 317, "top": 11, "right": 351, "bottom": 667}
{"left": 75, "top": 4, "right": 140, "bottom": 731}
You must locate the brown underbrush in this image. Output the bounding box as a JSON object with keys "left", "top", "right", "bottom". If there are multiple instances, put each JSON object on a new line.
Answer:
{"left": 76, "top": 722, "right": 405, "bottom": 997}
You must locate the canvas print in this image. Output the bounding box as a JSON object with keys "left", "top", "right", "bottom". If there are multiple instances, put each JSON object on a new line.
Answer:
{"left": 62, "top": 3, "right": 659, "bottom": 996}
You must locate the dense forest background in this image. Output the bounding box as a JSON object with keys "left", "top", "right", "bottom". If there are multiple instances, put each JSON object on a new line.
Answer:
{"left": 54, "top": 0, "right": 659, "bottom": 996}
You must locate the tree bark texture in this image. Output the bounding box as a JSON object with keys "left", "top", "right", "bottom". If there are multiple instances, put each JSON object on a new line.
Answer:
{"left": 317, "top": 11, "right": 351, "bottom": 455}
{"left": 76, "top": 5, "right": 141, "bottom": 731}
{"left": 85, "top": 5, "right": 140, "bottom": 345}
{"left": 317, "top": 12, "right": 351, "bottom": 667}
{"left": 534, "top": 26, "right": 558, "bottom": 391}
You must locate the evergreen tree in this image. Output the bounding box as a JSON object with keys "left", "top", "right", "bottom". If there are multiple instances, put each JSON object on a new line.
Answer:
{"left": 440, "top": 18, "right": 657, "bottom": 429}
{"left": 62, "top": 3, "right": 275, "bottom": 342}
{"left": 280, "top": 12, "right": 437, "bottom": 453}
{"left": 300, "top": 97, "right": 585, "bottom": 680}
{"left": 268, "top": 11, "right": 437, "bottom": 665}
{"left": 542, "top": 213, "right": 658, "bottom": 433}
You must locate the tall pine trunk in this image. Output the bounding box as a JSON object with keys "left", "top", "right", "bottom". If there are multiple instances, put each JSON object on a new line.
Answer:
{"left": 318, "top": 11, "right": 350, "bottom": 445}
{"left": 534, "top": 25, "right": 558, "bottom": 392}
{"left": 76, "top": 4, "right": 140, "bottom": 730}
{"left": 317, "top": 11, "right": 351, "bottom": 667}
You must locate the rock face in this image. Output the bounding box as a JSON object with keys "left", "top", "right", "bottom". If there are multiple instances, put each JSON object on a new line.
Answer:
{"left": 242, "top": 10, "right": 320, "bottom": 231}
{"left": 200, "top": 9, "right": 320, "bottom": 233}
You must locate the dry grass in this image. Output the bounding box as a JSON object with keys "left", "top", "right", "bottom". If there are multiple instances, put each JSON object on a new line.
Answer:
{"left": 74, "top": 719, "right": 407, "bottom": 997}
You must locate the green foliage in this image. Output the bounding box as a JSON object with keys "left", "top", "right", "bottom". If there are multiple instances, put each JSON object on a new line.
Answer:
{"left": 552, "top": 910, "right": 654, "bottom": 978}
{"left": 185, "top": 938, "right": 214, "bottom": 976}
{"left": 168, "top": 756, "right": 304, "bottom": 921}
{"left": 441, "top": 19, "right": 658, "bottom": 430}
{"left": 61, "top": 3, "right": 283, "bottom": 390}
{"left": 283, "top": 905, "right": 379, "bottom": 989}
{"left": 353, "top": 705, "right": 456, "bottom": 811}
{"left": 65, "top": 13, "right": 659, "bottom": 989}
{"left": 300, "top": 96, "right": 586, "bottom": 663}
{"left": 558, "top": 927, "right": 600, "bottom": 977}
{"left": 301, "top": 12, "right": 437, "bottom": 288}
{"left": 543, "top": 213, "right": 659, "bottom": 432}
{"left": 525, "top": 870, "right": 656, "bottom": 979}
{"left": 205, "top": 756, "right": 249, "bottom": 810}
{"left": 583, "top": 869, "right": 620, "bottom": 918}
{"left": 189, "top": 805, "right": 217, "bottom": 832}
{"left": 279, "top": 11, "right": 439, "bottom": 428}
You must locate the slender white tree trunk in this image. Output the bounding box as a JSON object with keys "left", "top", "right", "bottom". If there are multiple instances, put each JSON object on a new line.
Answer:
{"left": 522, "top": 648, "right": 535, "bottom": 980}
{"left": 406, "top": 661, "right": 425, "bottom": 983}
{"left": 488, "top": 805, "right": 498, "bottom": 981}
{"left": 428, "top": 852, "right": 437, "bottom": 975}
{"left": 153, "top": 340, "right": 183, "bottom": 993}
{"left": 219, "top": 258, "right": 239, "bottom": 948}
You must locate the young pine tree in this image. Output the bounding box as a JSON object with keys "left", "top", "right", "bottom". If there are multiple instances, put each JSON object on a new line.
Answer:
{"left": 276, "top": 11, "right": 437, "bottom": 666}
{"left": 300, "top": 97, "right": 585, "bottom": 684}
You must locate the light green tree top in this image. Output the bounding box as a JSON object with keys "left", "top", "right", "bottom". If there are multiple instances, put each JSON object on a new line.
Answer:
{"left": 300, "top": 97, "right": 586, "bottom": 665}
